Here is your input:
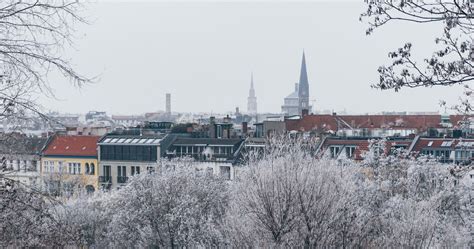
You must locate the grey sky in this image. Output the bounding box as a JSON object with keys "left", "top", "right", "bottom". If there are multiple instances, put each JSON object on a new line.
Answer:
{"left": 40, "top": 1, "right": 463, "bottom": 115}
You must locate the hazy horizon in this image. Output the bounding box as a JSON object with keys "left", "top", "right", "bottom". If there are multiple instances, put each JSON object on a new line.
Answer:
{"left": 39, "top": 1, "right": 464, "bottom": 115}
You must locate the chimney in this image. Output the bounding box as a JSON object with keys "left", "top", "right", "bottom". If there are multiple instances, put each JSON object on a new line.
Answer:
{"left": 242, "top": 122, "right": 248, "bottom": 134}
{"left": 165, "top": 93, "right": 171, "bottom": 114}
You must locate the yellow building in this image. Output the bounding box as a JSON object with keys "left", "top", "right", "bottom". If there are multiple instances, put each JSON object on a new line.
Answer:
{"left": 41, "top": 135, "right": 100, "bottom": 194}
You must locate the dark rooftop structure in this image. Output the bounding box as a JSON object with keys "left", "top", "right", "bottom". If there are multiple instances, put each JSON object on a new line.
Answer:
{"left": 167, "top": 137, "right": 244, "bottom": 163}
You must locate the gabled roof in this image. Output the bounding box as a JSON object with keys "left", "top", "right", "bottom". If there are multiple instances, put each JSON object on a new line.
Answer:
{"left": 42, "top": 135, "right": 100, "bottom": 157}
{"left": 0, "top": 134, "right": 49, "bottom": 155}
{"left": 286, "top": 114, "right": 337, "bottom": 131}
{"left": 337, "top": 115, "right": 440, "bottom": 129}
{"left": 319, "top": 137, "right": 413, "bottom": 160}
{"left": 410, "top": 137, "right": 474, "bottom": 155}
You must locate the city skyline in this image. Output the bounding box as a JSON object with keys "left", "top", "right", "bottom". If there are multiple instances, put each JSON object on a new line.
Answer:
{"left": 39, "top": 1, "right": 464, "bottom": 115}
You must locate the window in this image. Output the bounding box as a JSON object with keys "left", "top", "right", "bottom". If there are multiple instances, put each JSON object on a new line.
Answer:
{"left": 144, "top": 146, "right": 151, "bottom": 161}
{"left": 123, "top": 146, "right": 130, "bottom": 160}
{"left": 130, "top": 146, "right": 137, "bottom": 160}
{"left": 101, "top": 144, "right": 157, "bottom": 162}
{"left": 117, "top": 166, "right": 126, "bottom": 177}
{"left": 147, "top": 166, "right": 155, "bottom": 174}
{"left": 30, "top": 160, "right": 37, "bottom": 172}
{"left": 58, "top": 161, "right": 64, "bottom": 173}
{"left": 441, "top": 141, "right": 453, "bottom": 147}
{"left": 75, "top": 163, "right": 81, "bottom": 174}
{"left": 68, "top": 163, "right": 73, "bottom": 174}
{"left": 116, "top": 146, "right": 123, "bottom": 160}
{"left": 131, "top": 166, "right": 140, "bottom": 176}
{"left": 85, "top": 163, "right": 90, "bottom": 174}
{"left": 329, "top": 146, "right": 340, "bottom": 158}
{"left": 102, "top": 165, "right": 111, "bottom": 183}
{"left": 68, "top": 163, "right": 81, "bottom": 174}
{"left": 345, "top": 146, "right": 356, "bottom": 158}
{"left": 117, "top": 166, "right": 127, "bottom": 184}
{"left": 89, "top": 163, "right": 95, "bottom": 175}
{"left": 43, "top": 161, "right": 49, "bottom": 173}
{"left": 137, "top": 146, "right": 144, "bottom": 160}
{"left": 49, "top": 161, "right": 53, "bottom": 172}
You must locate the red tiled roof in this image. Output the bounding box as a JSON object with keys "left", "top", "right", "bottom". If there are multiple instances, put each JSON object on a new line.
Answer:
{"left": 42, "top": 135, "right": 100, "bottom": 157}
{"left": 325, "top": 139, "right": 370, "bottom": 160}
{"left": 410, "top": 137, "right": 474, "bottom": 155}
{"left": 449, "top": 115, "right": 469, "bottom": 128}
{"left": 338, "top": 115, "right": 441, "bottom": 129}
{"left": 321, "top": 138, "right": 413, "bottom": 160}
{"left": 285, "top": 114, "right": 470, "bottom": 132}
{"left": 286, "top": 115, "right": 337, "bottom": 132}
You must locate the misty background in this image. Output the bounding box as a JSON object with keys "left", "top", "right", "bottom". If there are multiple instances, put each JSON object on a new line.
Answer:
{"left": 39, "top": 0, "right": 464, "bottom": 115}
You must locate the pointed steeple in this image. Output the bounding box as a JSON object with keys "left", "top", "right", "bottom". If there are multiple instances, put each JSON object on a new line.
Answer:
{"left": 249, "top": 72, "right": 255, "bottom": 97}
{"left": 299, "top": 51, "right": 309, "bottom": 91}
{"left": 298, "top": 51, "right": 310, "bottom": 113}
{"left": 248, "top": 72, "right": 257, "bottom": 114}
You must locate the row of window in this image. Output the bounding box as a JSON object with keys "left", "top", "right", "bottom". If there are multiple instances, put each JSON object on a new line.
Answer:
{"left": 43, "top": 161, "right": 96, "bottom": 175}
{"left": 194, "top": 166, "right": 231, "bottom": 180}
{"left": 101, "top": 165, "right": 231, "bottom": 183}
{"left": 101, "top": 165, "right": 153, "bottom": 185}
{"left": 2, "top": 159, "right": 37, "bottom": 172}
{"left": 102, "top": 165, "right": 151, "bottom": 177}
{"left": 422, "top": 149, "right": 474, "bottom": 159}
{"left": 421, "top": 149, "right": 451, "bottom": 159}
{"left": 100, "top": 145, "right": 158, "bottom": 162}
{"left": 175, "top": 146, "right": 234, "bottom": 156}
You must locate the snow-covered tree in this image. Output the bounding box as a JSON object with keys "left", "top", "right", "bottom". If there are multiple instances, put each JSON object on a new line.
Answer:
{"left": 1, "top": 138, "right": 471, "bottom": 247}
{"left": 104, "top": 159, "right": 229, "bottom": 248}
{"left": 361, "top": 0, "right": 473, "bottom": 91}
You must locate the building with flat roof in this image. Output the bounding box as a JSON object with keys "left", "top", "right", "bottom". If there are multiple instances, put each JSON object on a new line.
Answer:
{"left": 97, "top": 133, "right": 174, "bottom": 189}
{"left": 166, "top": 137, "right": 245, "bottom": 180}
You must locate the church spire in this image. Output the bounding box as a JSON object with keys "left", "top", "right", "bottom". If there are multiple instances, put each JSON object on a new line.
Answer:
{"left": 299, "top": 51, "right": 309, "bottom": 91}
{"left": 298, "top": 51, "right": 310, "bottom": 113}
{"left": 247, "top": 72, "right": 257, "bottom": 114}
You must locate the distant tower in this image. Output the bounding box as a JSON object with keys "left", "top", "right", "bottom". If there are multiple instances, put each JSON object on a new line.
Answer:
{"left": 247, "top": 73, "right": 257, "bottom": 114}
{"left": 166, "top": 93, "right": 171, "bottom": 114}
{"left": 298, "top": 52, "right": 310, "bottom": 114}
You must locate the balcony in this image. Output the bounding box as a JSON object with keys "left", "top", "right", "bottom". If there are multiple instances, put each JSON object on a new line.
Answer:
{"left": 99, "top": 176, "right": 112, "bottom": 183}
{"left": 117, "top": 176, "right": 128, "bottom": 184}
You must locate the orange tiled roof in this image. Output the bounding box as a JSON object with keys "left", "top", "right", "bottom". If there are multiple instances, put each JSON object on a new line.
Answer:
{"left": 42, "top": 135, "right": 100, "bottom": 157}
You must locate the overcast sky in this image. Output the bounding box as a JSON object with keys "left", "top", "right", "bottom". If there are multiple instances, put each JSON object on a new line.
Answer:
{"left": 39, "top": 0, "right": 464, "bottom": 115}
